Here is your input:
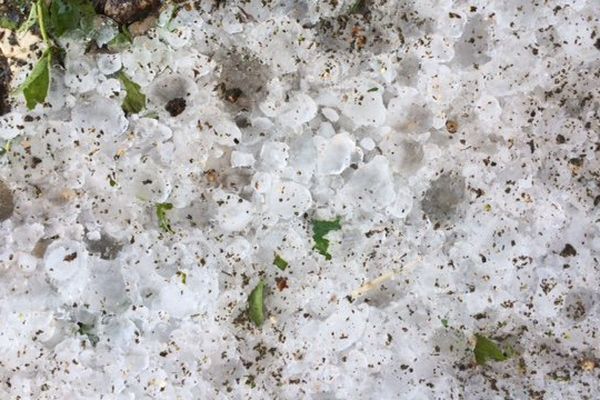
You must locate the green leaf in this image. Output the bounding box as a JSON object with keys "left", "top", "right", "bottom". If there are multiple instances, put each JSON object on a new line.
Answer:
{"left": 20, "top": 50, "right": 51, "bottom": 110}
{"left": 312, "top": 218, "right": 342, "bottom": 260}
{"left": 348, "top": 0, "right": 367, "bottom": 14}
{"left": 108, "top": 26, "right": 132, "bottom": 51}
{"left": 474, "top": 334, "right": 510, "bottom": 365}
{"left": 118, "top": 71, "right": 146, "bottom": 114}
{"left": 77, "top": 322, "right": 99, "bottom": 346}
{"left": 0, "top": 17, "right": 19, "bottom": 30}
{"left": 248, "top": 280, "right": 266, "bottom": 327}
{"left": 367, "top": 87, "right": 378, "bottom": 92}
{"left": 156, "top": 202, "right": 174, "bottom": 233}
{"left": 49, "top": 0, "right": 96, "bottom": 37}
{"left": 273, "top": 254, "right": 289, "bottom": 271}
{"left": 0, "top": 140, "right": 11, "bottom": 157}
{"left": 17, "top": 4, "right": 37, "bottom": 34}
{"left": 441, "top": 318, "right": 449, "bottom": 328}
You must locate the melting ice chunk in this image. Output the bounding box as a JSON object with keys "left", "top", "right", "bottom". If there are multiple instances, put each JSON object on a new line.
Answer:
{"left": 341, "top": 156, "right": 395, "bottom": 211}
{"left": 44, "top": 241, "right": 87, "bottom": 282}
{"left": 339, "top": 79, "right": 386, "bottom": 127}
{"left": 317, "top": 133, "right": 355, "bottom": 175}
{"left": 266, "top": 180, "right": 312, "bottom": 219}
{"left": 213, "top": 189, "right": 254, "bottom": 231}
{"left": 72, "top": 96, "right": 128, "bottom": 137}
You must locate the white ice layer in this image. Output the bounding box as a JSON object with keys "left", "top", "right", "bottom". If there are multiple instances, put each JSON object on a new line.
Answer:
{"left": 1, "top": 0, "right": 600, "bottom": 399}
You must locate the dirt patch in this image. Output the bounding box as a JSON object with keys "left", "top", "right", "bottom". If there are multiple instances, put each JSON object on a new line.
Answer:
{"left": 95, "top": 0, "right": 162, "bottom": 25}
{"left": 0, "top": 50, "right": 10, "bottom": 116}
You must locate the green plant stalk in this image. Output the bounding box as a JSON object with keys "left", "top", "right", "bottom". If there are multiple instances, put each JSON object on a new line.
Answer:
{"left": 36, "top": 0, "right": 50, "bottom": 45}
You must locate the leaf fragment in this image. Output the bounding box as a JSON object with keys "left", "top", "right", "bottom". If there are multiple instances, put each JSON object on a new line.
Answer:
{"left": 49, "top": 0, "right": 96, "bottom": 37}
{"left": 17, "top": 4, "right": 37, "bottom": 34}
{"left": 312, "top": 218, "right": 342, "bottom": 260}
{"left": 0, "top": 17, "right": 19, "bottom": 31}
{"left": 273, "top": 254, "right": 288, "bottom": 271}
{"left": 248, "top": 280, "right": 266, "bottom": 327}
{"left": 107, "top": 26, "right": 132, "bottom": 52}
{"left": 474, "top": 334, "right": 511, "bottom": 365}
{"left": 20, "top": 50, "right": 51, "bottom": 110}
{"left": 77, "top": 322, "right": 99, "bottom": 346}
{"left": 156, "top": 202, "right": 174, "bottom": 233}
{"left": 118, "top": 71, "right": 146, "bottom": 114}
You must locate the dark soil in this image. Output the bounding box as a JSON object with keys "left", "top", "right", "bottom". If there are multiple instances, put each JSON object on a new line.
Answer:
{"left": 94, "top": 0, "right": 162, "bottom": 25}
{"left": 0, "top": 51, "right": 10, "bottom": 116}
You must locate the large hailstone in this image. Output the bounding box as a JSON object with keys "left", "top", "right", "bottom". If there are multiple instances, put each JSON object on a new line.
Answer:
{"left": 265, "top": 180, "right": 312, "bottom": 219}
{"left": 72, "top": 96, "right": 128, "bottom": 136}
{"left": 316, "top": 133, "right": 355, "bottom": 175}
{"left": 213, "top": 189, "right": 254, "bottom": 231}
{"left": 341, "top": 156, "right": 395, "bottom": 211}
{"left": 339, "top": 79, "right": 386, "bottom": 127}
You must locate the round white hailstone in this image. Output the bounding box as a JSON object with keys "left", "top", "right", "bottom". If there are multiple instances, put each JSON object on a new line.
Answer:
{"left": 317, "top": 121, "right": 336, "bottom": 139}
{"left": 11, "top": 223, "right": 44, "bottom": 251}
{"left": 428, "top": 34, "right": 455, "bottom": 62}
{"left": 359, "top": 137, "right": 375, "bottom": 151}
{"left": 86, "top": 230, "right": 101, "bottom": 241}
{"left": 0, "top": 113, "right": 24, "bottom": 140}
{"left": 134, "top": 118, "right": 173, "bottom": 142}
{"left": 259, "top": 79, "right": 286, "bottom": 118}
{"left": 225, "top": 237, "right": 252, "bottom": 260}
{"left": 266, "top": 180, "right": 312, "bottom": 219}
{"left": 422, "top": 143, "right": 442, "bottom": 161}
{"left": 94, "top": 19, "right": 118, "bottom": 47}
{"left": 248, "top": 19, "right": 299, "bottom": 75}
{"left": 475, "top": 94, "right": 502, "bottom": 129}
{"left": 44, "top": 240, "right": 87, "bottom": 282}
{"left": 159, "top": 25, "right": 191, "bottom": 49}
{"left": 221, "top": 7, "right": 244, "bottom": 34}
{"left": 438, "top": 12, "right": 467, "bottom": 38}
{"left": 97, "top": 53, "right": 122, "bottom": 75}
{"left": 318, "top": 303, "right": 368, "bottom": 352}
{"left": 260, "top": 141, "right": 289, "bottom": 170}
{"left": 71, "top": 96, "right": 128, "bottom": 136}
{"left": 96, "top": 78, "right": 121, "bottom": 98}
{"left": 388, "top": 185, "right": 414, "bottom": 219}
{"left": 16, "top": 252, "right": 37, "bottom": 273}
{"left": 168, "top": 176, "right": 195, "bottom": 209}
{"left": 251, "top": 172, "right": 274, "bottom": 194}
{"left": 212, "top": 119, "right": 242, "bottom": 147}
{"left": 321, "top": 107, "right": 339, "bottom": 122}
{"left": 103, "top": 318, "right": 137, "bottom": 349}
{"left": 278, "top": 93, "right": 318, "bottom": 129}
{"left": 213, "top": 190, "right": 254, "bottom": 232}
{"left": 125, "top": 160, "right": 171, "bottom": 202}
{"left": 339, "top": 79, "right": 386, "bottom": 127}
{"left": 317, "top": 133, "right": 355, "bottom": 175}
{"left": 64, "top": 56, "right": 98, "bottom": 93}
{"left": 230, "top": 151, "right": 256, "bottom": 168}
{"left": 370, "top": 55, "right": 397, "bottom": 83}
{"left": 341, "top": 155, "right": 395, "bottom": 211}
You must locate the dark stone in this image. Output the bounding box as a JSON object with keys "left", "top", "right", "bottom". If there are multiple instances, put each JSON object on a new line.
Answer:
{"left": 96, "top": 0, "right": 162, "bottom": 25}
{"left": 559, "top": 243, "right": 577, "bottom": 258}
{"left": 0, "top": 52, "right": 11, "bottom": 116}
{"left": 165, "top": 97, "right": 186, "bottom": 117}
{"left": 0, "top": 180, "right": 14, "bottom": 222}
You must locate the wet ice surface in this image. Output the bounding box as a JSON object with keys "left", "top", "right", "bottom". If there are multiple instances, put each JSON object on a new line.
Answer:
{"left": 1, "top": 0, "right": 600, "bottom": 399}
